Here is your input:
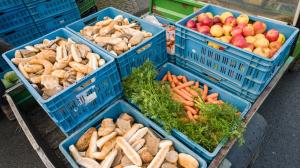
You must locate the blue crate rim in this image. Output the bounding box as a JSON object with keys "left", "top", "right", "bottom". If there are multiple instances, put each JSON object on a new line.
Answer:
{"left": 2, "top": 28, "right": 115, "bottom": 104}
{"left": 175, "top": 4, "right": 299, "bottom": 62}
{"left": 66, "top": 7, "right": 166, "bottom": 59}
{"left": 35, "top": 9, "right": 80, "bottom": 23}
{"left": 59, "top": 99, "right": 208, "bottom": 168}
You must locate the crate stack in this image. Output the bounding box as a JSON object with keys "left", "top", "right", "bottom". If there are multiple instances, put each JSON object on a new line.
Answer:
{"left": 23, "top": 0, "right": 81, "bottom": 36}
{"left": 76, "top": 0, "right": 97, "bottom": 17}
{"left": 0, "top": 0, "right": 40, "bottom": 48}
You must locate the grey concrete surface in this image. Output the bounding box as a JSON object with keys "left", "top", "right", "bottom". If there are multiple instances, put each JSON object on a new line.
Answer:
{"left": 0, "top": 116, "right": 44, "bottom": 168}
{"left": 253, "top": 69, "right": 300, "bottom": 168}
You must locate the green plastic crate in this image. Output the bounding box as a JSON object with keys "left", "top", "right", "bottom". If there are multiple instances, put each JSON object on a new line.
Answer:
{"left": 149, "top": 0, "right": 206, "bottom": 21}
{"left": 76, "top": 0, "right": 96, "bottom": 14}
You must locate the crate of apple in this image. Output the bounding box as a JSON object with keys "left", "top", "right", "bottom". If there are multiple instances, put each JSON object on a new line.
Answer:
{"left": 185, "top": 12, "right": 286, "bottom": 59}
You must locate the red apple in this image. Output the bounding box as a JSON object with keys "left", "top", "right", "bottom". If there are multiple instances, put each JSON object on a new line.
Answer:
{"left": 237, "top": 23, "right": 247, "bottom": 29}
{"left": 254, "top": 37, "right": 269, "bottom": 48}
{"left": 242, "top": 24, "right": 255, "bottom": 36}
{"left": 197, "top": 25, "right": 210, "bottom": 34}
{"left": 243, "top": 42, "right": 254, "bottom": 51}
{"left": 224, "top": 16, "right": 237, "bottom": 27}
{"left": 202, "top": 17, "right": 214, "bottom": 27}
{"left": 269, "top": 41, "right": 282, "bottom": 51}
{"left": 237, "top": 14, "right": 249, "bottom": 25}
{"left": 265, "top": 29, "right": 279, "bottom": 42}
{"left": 245, "top": 36, "right": 256, "bottom": 44}
{"left": 220, "top": 12, "right": 233, "bottom": 23}
{"left": 269, "top": 48, "right": 278, "bottom": 58}
{"left": 253, "top": 47, "right": 271, "bottom": 58}
{"left": 196, "top": 22, "right": 203, "bottom": 29}
{"left": 206, "top": 12, "right": 214, "bottom": 19}
{"left": 231, "top": 27, "right": 243, "bottom": 36}
{"left": 253, "top": 21, "right": 267, "bottom": 34}
{"left": 213, "top": 16, "right": 222, "bottom": 24}
{"left": 210, "top": 25, "right": 224, "bottom": 37}
{"left": 277, "top": 33, "right": 286, "bottom": 44}
{"left": 220, "top": 36, "right": 232, "bottom": 43}
{"left": 223, "top": 25, "right": 233, "bottom": 36}
{"left": 186, "top": 20, "right": 196, "bottom": 28}
{"left": 230, "top": 35, "right": 247, "bottom": 48}
{"left": 197, "top": 13, "right": 208, "bottom": 23}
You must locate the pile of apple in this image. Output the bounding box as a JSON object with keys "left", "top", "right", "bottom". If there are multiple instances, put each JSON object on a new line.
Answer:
{"left": 185, "top": 11, "right": 286, "bottom": 58}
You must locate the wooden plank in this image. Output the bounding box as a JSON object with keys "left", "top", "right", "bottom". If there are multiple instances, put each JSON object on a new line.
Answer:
{"left": 4, "top": 93, "right": 55, "bottom": 168}
{"left": 209, "top": 57, "right": 294, "bottom": 168}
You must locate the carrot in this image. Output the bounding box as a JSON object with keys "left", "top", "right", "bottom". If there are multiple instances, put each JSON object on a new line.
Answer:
{"left": 172, "top": 92, "right": 194, "bottom": 106}
{"left": 167, "top": 71, "right": 172, "bottom": 82}
{"left": 180, "top": 89, "right": 193, "bottom": 98}
{"left": 173, "top": 88, "right": 193, "bottom": 101}
{"left": 182, "top": 76, "right": 188, "bottom": 83}
{"left": 207, "top": 97, "right": 214, "bottom": 103}
{"left": 162, "top": 74, "right": 168, "bottom": 81}
{"left": 172, "top": 75, "right": 180, "bottom": 85}
{"left": 184, "top": 106, "right": 198, "bottom": 115}
{"left": 187, "top": 111, "right": 195, "bottom": 121}
{"left": 171, "top": 81, "right": 176, "bottom": 88}
{"left": 185, "top": 87, "right": 199, "bottom": 97}
{"left": 174, "top": 81, "right": 194, "bottom": 90}
{"left": 194, "top": 115, "right": 199, "bottom": 120}
{"left": 194, "top": 81, "right": 199, "bottom": 88}
{"left": 177, "top": 76, "right": 184, "bottom": 80}
{"left": 207, "top": 93, "right": 218, "bottom": 99}
{"left": 202, "top": 84, "right": 208, "bottom": 101}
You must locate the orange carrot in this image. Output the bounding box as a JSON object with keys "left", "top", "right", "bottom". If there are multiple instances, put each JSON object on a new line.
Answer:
{"left": 171, "top": 81, "right": 176, "bottom": 88}
{"left": 177, "top": 76, "right": 184, "bottom": 80}
{"left": 167, "top": 71, "right": 172, "bottom": 82}
{"left": 174, "top": 81, "right": 194, "bottom": 90}
{"left": 185, "top": 87, "right": 199, "bottom": 97}
{"left": 187, "top": 111, "right": 195, "bottom": 121}
{"left": 173, "top": 88, "right": 193, "bottom": 101}
{"left": 207, "top": 93, "right": 218, "bottom": 99}
{"left": 194, "top": 81, "right": 199, "bottom": 88}
{"left": 184, "top": 106, "right": 198, "bottom": 115}
{"left": 202, "top": 84, "right": 208, "bottom": 101}
{"left": 162, "top": 74, "right": 168, "bottom": 81}
{"left": 172, "top": 92, "right": 194, "bottom": 106}
{"left": 172, "top": 75, "right": 180, "bottom": 85}
{"left": 194, "top": 115, "right": 199, "bottom": 120}
{"left": 182, "top": 76, "right": 188, "bottom": 83}
{"left": 180, "top": 89, "right": 192, "bottom": 98}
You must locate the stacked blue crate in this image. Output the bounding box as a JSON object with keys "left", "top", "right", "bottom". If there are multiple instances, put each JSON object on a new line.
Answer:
{"left": 23, "top": 0, "right": 81, "bottom": 35}
{"left": 0, "top": 0, "right": 39, "bottom": 71}
{"left": 0, "top": 1, "right": 39, "bottom": 47}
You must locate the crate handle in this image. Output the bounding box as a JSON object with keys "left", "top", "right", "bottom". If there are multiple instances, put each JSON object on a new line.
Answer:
{"left": 5, "top": 30, "right": 16, "bottom": 36}
{"left": 203, "top": 72, "right": 222, "bottom": 82}
{"left": 136, "top": 43, "right": 152, "bottom": 54}
{"left": 54, "top": 14, "right": 63, "bottom": 19}
{"left": 84, "top": 17, "right": 97, "bottom": 25}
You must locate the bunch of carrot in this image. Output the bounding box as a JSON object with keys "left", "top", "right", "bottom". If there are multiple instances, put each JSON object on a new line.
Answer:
{"left": 162, "top": 71, "right": 224, "bottom": 121}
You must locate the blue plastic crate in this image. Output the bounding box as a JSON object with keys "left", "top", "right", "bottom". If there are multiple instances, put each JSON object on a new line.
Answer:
{"left": 0, "top": 5, "right": 34, "bottom": 33}
{"left": 153, "top": 14, "right": 176, "bottom": 63}
{"left": 36, "top": 10, "right": 80, "bottom": 36}
{"left": 175, "top": 4, "right": 299, "bottom": 102}
{"left": 26, "top": 0, "right": 78, "bottom": 22}
{"left": 67, "top": 7, "right": 167, "bottom": 78}
{"left": 2, "top": 28, "right": 123, "bottom": 135}
{"left": 0, "top": 23, "right": 41, "bottom": 47}
{"left": 59, "top": 100, "right": 207, "bottom": 168}
{"left": 0, "top": 0, "right": 23, "bottom": 10}
{"left": 128, "top": 63, "right": 251, "bottom": 161}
